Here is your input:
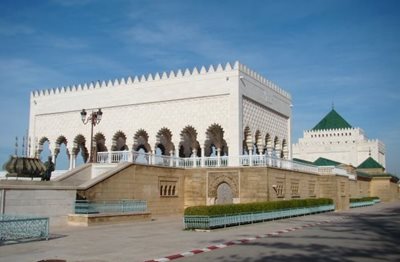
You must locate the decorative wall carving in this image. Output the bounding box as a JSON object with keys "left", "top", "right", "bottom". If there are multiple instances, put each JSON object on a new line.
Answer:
{"left": 208, "top": 171, "right": 239, "bottom": 198}
{"left": 243, "top": 98, "right": 288, "bottom": 143}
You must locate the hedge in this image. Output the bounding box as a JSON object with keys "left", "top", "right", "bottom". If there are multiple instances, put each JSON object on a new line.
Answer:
{"left": 350, "top": 196, "right": 379, "bottom": 203}
{"left": 184, "top": 198, "right": 333, "bottom": 216}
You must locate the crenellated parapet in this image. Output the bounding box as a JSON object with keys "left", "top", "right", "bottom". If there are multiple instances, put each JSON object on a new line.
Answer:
{"left": 304, "top": 127, "right": 357, "bottom": 134}
{"left": 30, "top": 61, "right": 290, "bottom": 100}
{"left": 302, "top": 128, "right": 354, "bottom": 140}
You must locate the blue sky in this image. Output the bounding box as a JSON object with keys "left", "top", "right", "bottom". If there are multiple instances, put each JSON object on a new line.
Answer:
{"left": 0, "top": 0, "right": 399, "bottom": 174}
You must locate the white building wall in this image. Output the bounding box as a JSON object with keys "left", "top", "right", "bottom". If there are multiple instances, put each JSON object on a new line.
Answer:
{"left": 33, "top": 95, "right": 231, "bottom": 151}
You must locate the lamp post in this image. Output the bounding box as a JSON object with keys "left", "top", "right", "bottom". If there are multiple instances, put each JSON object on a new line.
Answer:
{"left": 80, "top": 108, "right": 103, "bottom": 163}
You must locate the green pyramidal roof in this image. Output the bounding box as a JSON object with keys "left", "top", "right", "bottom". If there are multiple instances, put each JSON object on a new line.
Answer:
{"left": 313, "top": 157, "right": 342, "bottom": 166}
{"left": 312, "top": 109, "right": 352, "bottom": 131}
{"left": 357, "top": 157, "right": 384, "bottom": 169}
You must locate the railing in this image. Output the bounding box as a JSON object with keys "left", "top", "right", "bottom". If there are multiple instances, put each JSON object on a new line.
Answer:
{"left": 184, "top": 204, "right": 335, "bottom": 230}
{"left": 74, "top": 200, "right": 147, "bottom": 214}
{"left": 349, "top": 201, "right": 375, "bottom": 208}
{"left": 181, "top": 157, "right": 201, "bottom": 168}
{"left": 98, "top": 151, "right": 230, "bottom": 168}
{"left": 318, "top": 166, "right": 355, "bottom": 179}
{"left": 373, "top": 199, "right": 381, "bottom": 204}
{"left": 0, "top": 214, "right": 49, "bottom": 241}
{"left": 238, "top": 155, "right": 319, "bottom": 174}
{"left": 203, "top": 156, "right": 228, "bottom": 167}
{"left": 318, "top": 166, "right": 335, "bottom": 175}
{"left": 97, "top": 151, "right": 353, "bottom": 176}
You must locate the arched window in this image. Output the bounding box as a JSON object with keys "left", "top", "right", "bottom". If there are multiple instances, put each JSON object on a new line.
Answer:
{"left": 205, "top": 124, "right": 228, "bottom": 157}
{"left": 156, "top": 127, "right": 174, "bottom": 156}
{"left": 159, "top": 181, "right": 178, "bottom": 197}
{"left": 180, "top": 126, "right": 200, "bottom": 157}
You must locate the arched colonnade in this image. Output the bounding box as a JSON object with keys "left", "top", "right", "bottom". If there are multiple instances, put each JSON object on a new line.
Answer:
{"left": 36, "top": 124, "right": 230, "bottom": 170}
{"left": 242, "top": 126, "right": 289, "bottom": 159}
{"left": 36, "top": 124, "right": 288, "bottom": 170}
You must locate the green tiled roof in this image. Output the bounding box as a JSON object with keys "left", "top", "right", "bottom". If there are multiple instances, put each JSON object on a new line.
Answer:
{"left": 293, "top": 158, "right": 314, "bottom": 165}
{"left": 313, "top": 157, "right": 342, "bottom": 166}
{"left": 312, "top": 109, "right": 352, "bottom": 131}
{"left": 357, "top": 157, "right": 384, "bottom": 169}
{"left": 292, "top": 157, "right": 343, "bottom": 166}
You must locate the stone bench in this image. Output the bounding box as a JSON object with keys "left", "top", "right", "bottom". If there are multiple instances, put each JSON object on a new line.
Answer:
{"left": 67, "top": 212, "right": 151, "bottom": 226}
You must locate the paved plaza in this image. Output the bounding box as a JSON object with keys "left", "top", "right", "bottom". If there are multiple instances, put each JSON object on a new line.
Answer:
{"left": 1, "top": 202, "right": 399, "bottom": 262}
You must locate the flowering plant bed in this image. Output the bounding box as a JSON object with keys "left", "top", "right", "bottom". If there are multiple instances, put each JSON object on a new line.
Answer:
{"left": 349, "top": 197, "right": 380, "bottom": 208}
{"left": 184, "top": 198, "right": 334, "bottom": 230}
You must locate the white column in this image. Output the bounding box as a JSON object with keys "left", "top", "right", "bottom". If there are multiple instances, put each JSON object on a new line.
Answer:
{"left": 217, "top": 148, "right": 221, "bottom": 167}
{"left": 51, "top": 153, "right": 57, "bottom": 167}
{"left": 72, "top": 154, "right": 76, "bottom": 169}
{"left": 128, "top": 150, "right": 133, "bottom": 162}
{"left": 169, "top": 150, "right": 174, "bottom": 167}
{"left": 107, "top": 151, "right": 112, "bottom": 164}
{"left": 69, "top": 153, "right": 74, "bottom": 170}
{"left": 151, "top": 150, "right": 155, "bottom": 165}
{"left": 283, "top": 150, "right": 289, "bottom": 160}
{"left": 267, "top": 147, "right": 273, "bottom": 166}
{"left": 175, "top": 149, "right": 179, "bottom": 167}
{"left": 49, "top": 142, "right": 58, "bottom": 164}
{"left": 192, "top": 149, "right": 197, "bottom": 167}
{"left": 258, "top": 145, "right": 265, "bottom": 156}
{"left": 275, "top": 147, "right": 282, "bottom": 168}
{"left": 172, "top": 139, "right": 180, "bottom": 167}
{"left": 248, "top": 145, "right": 253, "bottom": 166}
{"left": 201, "top": 145, "right": 205, "bottom": 167}
{"left": 258, "top": 145, "right": 265, "bottom": 165}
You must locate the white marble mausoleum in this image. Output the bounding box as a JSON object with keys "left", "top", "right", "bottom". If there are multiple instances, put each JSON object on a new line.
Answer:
{"left": 292, "top": 108, "right": 385, "bottom": 168}
{"left": 28, "top": 62, "right": 292, "bottom": 169}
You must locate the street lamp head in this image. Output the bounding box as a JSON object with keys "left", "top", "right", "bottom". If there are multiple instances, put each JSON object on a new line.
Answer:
{"left": 80, "top": 108, "right": 103, "bottom": 163}
{"left": 80, "top": 109, "right": 87, "bottom": 123}
{"left": 97, "top": 108, "right": 103, "bottom": 122}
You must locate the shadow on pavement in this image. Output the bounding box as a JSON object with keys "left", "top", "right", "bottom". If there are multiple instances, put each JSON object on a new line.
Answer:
{"left": 201, "top": 204, "right": 400, "bottom": 262}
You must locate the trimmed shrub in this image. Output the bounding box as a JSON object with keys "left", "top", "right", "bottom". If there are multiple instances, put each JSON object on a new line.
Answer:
{"left": 184, "top": 198, "right": 333, "bottom": 216}
{"left": 350, "top": 196, "right": 379, "bottom": 203}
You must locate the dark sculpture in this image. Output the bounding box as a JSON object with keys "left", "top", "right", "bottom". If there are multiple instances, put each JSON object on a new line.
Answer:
{"left": 3, "top": 155, "right": 46, "bottom": 179}
{"left": 41, "top": 156, "right": 55, "bottom": 181}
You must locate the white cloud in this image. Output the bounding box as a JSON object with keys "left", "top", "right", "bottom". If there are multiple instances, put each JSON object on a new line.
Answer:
{"left": 0, "top": 23, "right": 35, "bottom": 36}
{"left": 120, "top": 19, "right": 241, "bottom": 67}
{"left": 0, "top": 58, "right": 68, "bottom": 90}
{"left": 41, "top": 35, "right": 89, "bottom": 50}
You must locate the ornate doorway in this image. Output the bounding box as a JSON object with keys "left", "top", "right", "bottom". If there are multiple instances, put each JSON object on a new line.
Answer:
{"left": 216, "top": 182, "right": 233, "bottom": 204}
